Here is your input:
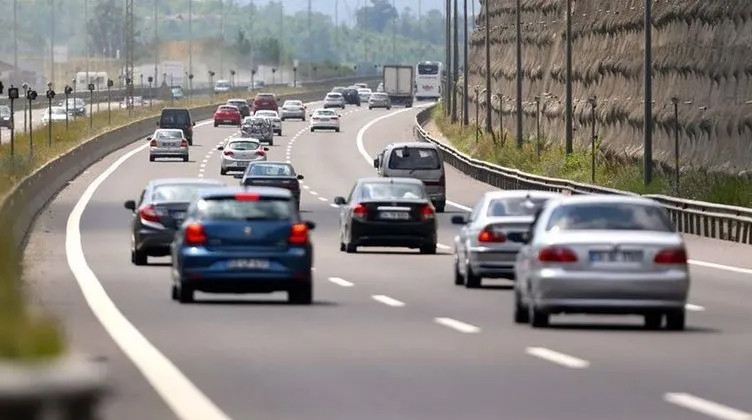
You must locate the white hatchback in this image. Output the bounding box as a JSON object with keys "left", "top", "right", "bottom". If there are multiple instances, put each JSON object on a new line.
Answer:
{"left": 310, "top": 108, "right": 341, "bottom": 132}
{"left": 218, "top": 139, "right": 268, "bottom": 175}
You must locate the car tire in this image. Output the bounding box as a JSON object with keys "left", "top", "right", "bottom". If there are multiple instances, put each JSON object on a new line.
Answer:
{"left": 220, "top": 167, "right": 227, "bottom": 175}
{"left": 335, "top": 128, "right": 340, "bottom": 133}
{"left": 177, "top": 283, "right": 194, "bottom": 303}
{"left": 420, "top": 243, "right": 437, "bottom": 254}
{"left": 644, "top": 313, "right": 663, "bottom": 329}
{"left": 435, "top": 201, "right": 446, "bottom": 213}
{"left": 345, "top": 242, "right": 357, "bottom": 253}
{"left": 214, "top": 122, "right": 218, "bottom": 127}
{"left": 280, "top": 117, "right": 285, "bottom": 121}
{"left": 171, "top": 284, "right": 178, "bottom": 301}
{"left": 665, "top": 309, "right": 686, "bottom": 331}
{"left": 369, "top": 106, "right": 372, "bottom": 110}
{"left": 182, "top": 156, "right": 189, "bottom": 162}
{"left": 149, "top": 156, "right": 155, "bottom": 162}
{"left": 454, "top": 262, "right": 464, "bottom": 285}
{"left": 514, "top": 290, "right": 530, "bottom": 323}
{"left": 269, "top": 138, "right": 274, "bottom": 146}
{"left": 340, "top": 242, "right": 346, "bottom": 252}
{"left": 131, "top": 249, "right": 147, "bottom": 266}
{"left": 288, "top": 283, "right": 313, "bottom": 305}
{"left": 386, "top": 107, "right": 391, "bottom": 110}
{"left": 302, "top": 118, "right": 306, "bottom": 122}
{"left": 530, "top": 306, "right": 549, "bottom": 328}
{"left": 310, "top": 127, "right": 315, "bottom": 132}
{"left": 464, "top": 266, "right": 481, "bottom": 288}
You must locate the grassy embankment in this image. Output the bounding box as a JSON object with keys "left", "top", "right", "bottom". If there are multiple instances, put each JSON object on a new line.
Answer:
{"left": 0, "top": 87, "right": 309, "bottom": 360}
{"left": 432, "top": 105, "right": 752, "bottom": 207}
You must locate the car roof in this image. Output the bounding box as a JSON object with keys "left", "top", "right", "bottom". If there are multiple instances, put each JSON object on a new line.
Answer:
{"left": 356, "top": 177, "right": 425, "bottom": 185}
{"left": 198, "top": 186, "right": 293, "bottom": 199}
{"left": 219, "top": 104, "right": 238, "bottom": 109}
{"left": 149, "top": 178, "right": 224, "bottom": 187}
{"left": 551, "top": 194, "right": 658, "bottom": 207}
{"left": 228, "top": 98, "right": 247, "bottom": 102}
{"left": 386, "top": 141, "right": 440, "bottom": 150}
{"left": 482, "top": 190, "right": 563, "bottom": 200}
{"left": 161, "top": 107, "right": 189, "bottom": 112}
{"left": 154, "top": 128, "right": 183, "bottom": 133}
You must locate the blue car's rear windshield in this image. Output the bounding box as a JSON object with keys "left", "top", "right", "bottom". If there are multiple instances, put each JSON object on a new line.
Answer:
{"left": 198, "top": 197, "right": 292, "bottom": 221}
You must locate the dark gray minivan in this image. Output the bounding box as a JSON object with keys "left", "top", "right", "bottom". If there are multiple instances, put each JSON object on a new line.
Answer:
{"left": 373, "top": 142, "right": 446, "bottom": 212}
{"left": 158, "top": 108, "right": 195, "bottom": 145}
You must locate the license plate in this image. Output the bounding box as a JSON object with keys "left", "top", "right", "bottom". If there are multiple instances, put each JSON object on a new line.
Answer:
{"left": 589, "top": 251, "right": 643, "bottom": 263}
{"left": 171, "top": 211, "right": 186, "bottom": 220}
{"left": 379, "top": 211, "right": 410, "bottom": 220}
{"left": 227, "top": 259, "right": 270, "bottom": 270}
{"left": 236, "top": 161, "right": 249, "bottom": 166}
{"left": 224, "top": 120, "right": 233, "bottom": 123}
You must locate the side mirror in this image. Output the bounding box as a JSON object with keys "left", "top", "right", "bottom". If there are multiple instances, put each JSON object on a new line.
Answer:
{"left": 304, "top": 221, "right": 316, "bottom": 230}
{"left": 124, "top": 200, "right": 136, "bottom": 211}
{"left": 520, "top": 231, "right": 532, "bottom": 244}
{"left": 146, "top": 136, "right": 152, "bottom": 141}
{"left": 193, "top": 122, "right": 196, "bottom": 126}
{"left": 333, "top": 196, "right": 347, "bottom": 205}
{"left": 451, "top": 215, "right": 467, "bottom": 225}
{"left": 373, "top": 158, "right": 379, "bottom": 168}
{"left": 263, "top": 147, "right": 269, "bottom": 151}
{"left": 296, "top": 174, "right": 304, "bottom": 180}
{"left": 217, "top": 145, "right": 224, "bottom": 150}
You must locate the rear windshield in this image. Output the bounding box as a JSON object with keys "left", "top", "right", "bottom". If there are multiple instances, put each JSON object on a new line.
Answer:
{"left": 219, "top": 106, "right": 237, "bottom": 112}
{"left": 155, "top": 130, "right": 183, "bottom": 139}
{"left": 284, "top": 101, "right": 302, "bottom": 107}
{"left": 316, "top": 110, "right": 335, "bottom": 116}
{"left": 388, "top": 147, "right": 441, "bottom": 170}
{"left": 228, "top": 101, "right": 247, "bottom": 107}
{"left": 487, "top": 197, "right": 550, "bottom": 217}
{"left": 360, "top": 182, "right": 426, "bottom": 200}
{"left": 248, "top": 163, "right": 294, "bottom": 176}
{"left": 198, "top": 198, "right": 291, "bottom": 221}
{"left": 545, "top": 203, "right": 675, "bottom": 232}
{"left": 256, "top": 94, "right": 275, "bottom": 100}
{"left": 0, "top": 106, "right": 10, "bottom": 116}
{"left": 152, "top": 184, "right": 216, "bottom": 202}
{"left": 160, "top": 110, "right": 190, "bottom": 125}
{"left": 229, "top": 141, "right": 260, "bottom": 150}
{"left": 327, "top": 93, "right": 342, "bottom": 98}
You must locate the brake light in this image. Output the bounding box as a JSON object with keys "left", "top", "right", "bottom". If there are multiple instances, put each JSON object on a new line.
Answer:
{"left": 654, "top": 248, "right": 687, "bottom": 264}
{"left": 538, "top": 246, "right": 578, "bottom": 263}
{"left": 138, "top": 204, "right": 160, "bottom": 223}
{"left": 184, "top": 223, "right": 207, "bottom": 245}
{"left": 223, "top": 150, "right": 234, "bottom": 156}
{"left": 420, "top": 204, "right": 435, "bottom": 220}
{"left": 288, "top": 223, "right": 309, "bottom": 245}
{"left": 478, "top": 226, "right": 506, "bottom": 243}
{"left": 234, "top": 192, "right": 260, "bottom": 201}
{"left": 256, "top": 150, "right": 266, "bottom": 157}
{"left": 149, "top": 139, "right": 157, "bottom": 147}
{"left": 353, "top": 203, "right": 367, "bottom": 220}
{"left": 180, "top": 139, "right": 188, "bottom": 147}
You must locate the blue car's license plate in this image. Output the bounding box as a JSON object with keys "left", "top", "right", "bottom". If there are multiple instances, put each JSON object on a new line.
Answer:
{"left": 227, "top": 259, "right": 270, "bottom": 269}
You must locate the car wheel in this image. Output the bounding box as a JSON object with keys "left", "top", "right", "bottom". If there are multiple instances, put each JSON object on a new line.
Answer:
{"left": 131, "top": 249, "right": 147, "bottom": 266}
{"left": 340, "top": 242, "right": 346, "bottom": 252}
{"left": 310, "top": 127, "right": 315, "bottom": 132}
{"left": 214, "top": 122, "right": 218, "bottom": 127}
{"left": 369, "top": 106, "right": 372, "bottom": 110}
{"left": 514, "top": 290, "right": 530, "bottom": 323}
{"left": 420, "top": 243, "right": 437, "bottom": 254}
{"left": 220, "top": 167, "right": 227, "bottom": 175}
{"left": 278, "top": 131, "right": 282, "bottom": 136}
{"left": 454, "top": 261, "right": 464, "bottom": 285}
{"left": 464, "top": 265, "right": 481, "bottom": 288}
{"left": 268, "top": 138, "right": 274, "bottom": 146}
{"left": 387, "top": 107, "right": 391, "bottom": 110}
{"left": 665, "top": 309, "right": 686, "bottom": 331}
{"left": 280, "top": 117, "right": 285, "bottom": 121}
{"left": 288, "top": 283, "right": 313, "bottom": 304}
{"left": 177, "top": 282, "right": 194, "bottom": 303}
{"left": 345, "top": 241, "right": 357, "bottom": 253}
{"left": 335, "top": 128, "right": 340, "bottom": 133}
{"left": 302, "top": 118, "right": 306, "bottom": 122}
{"left": 529, "top": 306, "right": 549, "bottom": 328}
{"left": 182, "top": 156, "right": 189, "bottom": 162}
{"left": 435, "top": 201, "right": 446, "bottom": 213}
{"left": 171, "top": 284, "right": 178, "bottom": 301}
{"left": 644, "top": 313, "right": 663, "bottom": 329}
{"left": 188, "top": 139, "right": 193, "bottom": 146}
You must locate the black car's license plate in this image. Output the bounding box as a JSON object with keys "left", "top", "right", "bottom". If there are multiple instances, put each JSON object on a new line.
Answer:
{"left": 227, "top": 259, "right": 270, "bottom": 269}
{"left": 379, "top": 211, "right": 410, "bottom": 220}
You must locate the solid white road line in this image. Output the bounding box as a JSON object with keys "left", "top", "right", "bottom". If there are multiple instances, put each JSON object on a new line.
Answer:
{"left": 664, "top": 393, "right": 752, "bottom": 420}
{"left": 689, "top": 259, "right": 752, "bottom": 276}
{"left": 65, "top": 142, "right": 231, "bottom": 420}
{"left": 525, "top": 347, "right": 590, "bottom": 369}
{"left": 686, "top": 303, "right": 706, "bottom": 311}
{"left": 437, "top": 243, "right": 451, "bottom": 250}
{"left": 371, "top": 295, "right": 406, "bottom": 307}
{"left": 328, "top": 277, "right": 354, "bottom": 287}
{"left": 434, "top": 317, "right": 481, "bottom": 333}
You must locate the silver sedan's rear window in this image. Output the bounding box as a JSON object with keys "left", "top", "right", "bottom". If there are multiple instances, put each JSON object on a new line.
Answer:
{"left": 546, "top": 203, "right": 674, "bottom": 232}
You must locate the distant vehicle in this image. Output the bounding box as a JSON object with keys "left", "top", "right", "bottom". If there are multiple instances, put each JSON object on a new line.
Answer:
{"left": 238, "top": 161, "right": 304, "bottom": 211}
{"left": 334, "top": 177, "right": 437, "bottom": 254}
{"left": 248, "top": 80, "right": 266, "bottom": 91}
{"left": 158, "top": 108, "right": 195, "bottom": 145}
{"left": 123, "top": 178, "right": 225, "bottom": 265}
{"left": 254, "top": 109, "right": 282, "bottom": 136}
{"left": 170, "top": 187, "right": 316, "bottom": 304}
{"left": 383, "top": 65, "right": 414, "bottom": 107}
{"left": 213, "top": 104, "right": 242, "bottom": 127}
{"left": 323, "top": 92, "right": 345, "bottom": 109}
{"left": 451, "top": 191, "right": 562, "bottom": 288}
{"left": 121, "top": 96, "right": 146, "bottom": 108}
{"left": 331, "top": 86, "right": 346, "bottom": 94}
{"left": 309, "top": 108, "right": 340, "bottom": 132}
{"left": 374, "top": 142, "right": 445, "bottom": 212}
{"left": 58, "top": 98, "right": 86, "bottom": 116}
{"left": 357, "top": 88, "right": 372, "bottom": 102}
{"left": 227, "top": 98, "right": 251, "bottom": 117}
{"left": 341, "top": 87, "right": 361, "bottom": 106}
{"left": 252, "top": 93, "right": 278, "bottom": 113}
{"left": 354, "top": 83, "right": 369, "bottom": 89}
{"left": 376, "top": 82, "right": 384, "bottom": 92}
{"left": 280, "top": 100, "right": 306, "bottom": 121}
{"left": 514, "top": 195, "right": 690, "bottom": 330}
{"left": 214, "top": 79, "right": 231, "bottom": 93}
{"left": 240, "top": 116, "right": 274, "bottom": 145}
{"left": 171, "top": 86, "right": 184, "bottom": 100}
{"left": 218, "top": 138, "right": 268, "bottom": 175}
{"left": 415, "top": 61, "right": 442, "bottom": 100}
{"left": 148, "top": 129, "right": 189, "bottom": 162}
{"left": 368, "top": 92, "right": 391, "bottom": 110}
{"left": 41, "top": 106, "right": 70, "bottom": 124}
{"left": 0, "top": 106, "right": 11, "bottom": 129}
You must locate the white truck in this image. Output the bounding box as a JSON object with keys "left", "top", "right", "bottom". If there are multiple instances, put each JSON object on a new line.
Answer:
{"left": 382, "top": 65, "right": 414, "bottom": 108}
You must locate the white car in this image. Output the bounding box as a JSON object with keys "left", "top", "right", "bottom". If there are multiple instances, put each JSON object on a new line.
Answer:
{"left": 41, "top": 106, "right": 70, "bottom": 124}
{"left": 309, "top": 108, "right": 340, "bottom": 132}
{"left": 323, "top": 92, "right": 345, "bottom": 109}
{"left": 218, "top": 138, "right": 268, "bottom": 175}
{"left": 214, "top": 80, "right": 231, "bottom": 93}
{"left": 254, "top": 110, "right": 282, "bottom": 135}
{"left": 280, "top": 100, "right": 306, "bottom": 121}
{"left": 148, "top": 129, "right": 189, "bottom": 162}
{"left": 357, "top": 88, "right": 372, "bottom": 102}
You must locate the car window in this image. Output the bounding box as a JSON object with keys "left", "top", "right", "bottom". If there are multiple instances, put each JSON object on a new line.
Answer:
{"left": 160, "top": 110, "right": 190, "bottom": 125}
{"left": 197, "top": 197, "right": 292, "bottom": 221}
{"left": 248, "top": 163, "right": 294, "bottom": 176}
{"left": 219, "top": 106, "right": 237, "bottom": 112}
{"left": 486, "top": 197, "right": 550, "bottom": 217}
{"left": 0, "top": 106, "right": 10, "bottom": 116}
{"left": 359, "top": 183, "right": 426, "bottom": 200}
{"left": 228, "top": 101, "right": 246, "bottom": 107}
{"left": 469, "top": 200, "right": 483, "bottom": 221}
{"left": 388, "top": 147, "right": 441, "bottom": 170}
{"left": 155, "top": 130, "right": 183, "bottom": 139}
{"left": 256, "top": 94, "right": 274, "bottom": 100}
{"left": 152, "top": 184, "right": 216, "bottom": 203}
{"left": 316, "top": 110, "right": 335, "bottom": 116}
{"left": 545, "top": 203, "right": 675, "bottom": 232}
{"left": 229, "top": 141, "right": 260, "bottom": 151}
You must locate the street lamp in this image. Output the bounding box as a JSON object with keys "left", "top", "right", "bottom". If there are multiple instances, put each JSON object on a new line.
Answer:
{"left": 148, "top": 76, "right": 154, "bottom": 107}
{"left": 7, "top": 85, "right": 19, "bottom": 157}
{"left": 271, "top": 68, "right": 277, "bottom": 85}
{"left": 22, "top": 82, "right": 28, "bottom": 134}
{"left": 46, "top": 82, "right": 55, "bottom": 147}
{"left": 589, "top": 96, "right": 598, "bottom": 183}
{"left": 87, "top": 83, "right": 95, "bottom": 128}
{"left": 208, "top": 70, "right": 215, "bottom": 97}
{"left": 107, "top": 79, "right": 113, "bottom": 123}
{"left": 188, "top": 73, "right": 194, "bottom": 102}
{"left": 229, "top": 69, "right": 236, "bottom": 87}
{"left": 26, "top": 88, "right": 38, "bottom": 155}
{"left": 293, "top": 66, "right": 297, "bottom": 88}
{"left": 63, "top": 84, "right": 72, "bottom": 129}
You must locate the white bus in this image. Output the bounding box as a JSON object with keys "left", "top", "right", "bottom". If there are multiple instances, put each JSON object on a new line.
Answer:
{"left": 415, "top": 61, "right": 442, "bottom": 100}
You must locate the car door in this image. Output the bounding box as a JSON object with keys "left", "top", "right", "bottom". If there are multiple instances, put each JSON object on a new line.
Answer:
{"left": 457, "top": 200, "right": 484, "bottom": 274}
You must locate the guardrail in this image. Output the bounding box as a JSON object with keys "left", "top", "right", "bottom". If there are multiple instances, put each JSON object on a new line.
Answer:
{"left": 413, "top": 105, "right": 752, "bottom": 245}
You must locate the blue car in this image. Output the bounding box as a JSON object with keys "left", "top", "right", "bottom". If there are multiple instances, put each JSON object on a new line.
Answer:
{"left": 171, "top": 186, "right": 315, "bottom": 304}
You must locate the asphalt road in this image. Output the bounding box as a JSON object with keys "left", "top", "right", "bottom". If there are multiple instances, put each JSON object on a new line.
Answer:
{"left": 23, "top": 99, "right": 752, "bottom": 420}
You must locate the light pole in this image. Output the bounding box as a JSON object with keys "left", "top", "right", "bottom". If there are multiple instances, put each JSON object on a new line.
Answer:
{"left": 71, "top": 79, "right": 77, "bottom": 120}
{"left": 483, "top": 0, "right": 492, "bottom": 133}
{"left": 140, "top": 74, "right": 144, "bottom": 98}
{"left": 63, "top": 85, "right": 72, "bottom": 129}
{"left": 208, "top": 71, "right": 215, "bottom": 98}
{"left": 8, "top": 85, "right": 19, "bottom": 157}
{"left": 154, "top": 0, "right": 159, "bottom": 90}
{"left": 188, "top": 73, "right": 194, "bottom": 102}
{"left": 88, "top": 83, "right": 95, "bottom": 127}
{"left": 293, "top": 67, "right": 297, "bottom": 88}
{"left": 250, "top": 69, "right": 257, "bottom": 91}
{"left": 219, "top": 0, "right": 225, "bottom": 79}
{"left": 230, "top": 70, "right": 236, "bottom": 88}
{"left": 643, "top": 0, "right": 654, "bottom": 186}
{"left": 589, "top": 96, "right": 597, "bottom": 183}
{"left": 148, "top": 76, "right": 154, "bottom": 107}
{"left": 272, "top": 68, "right": 277, "bottom": 86}
{"left": 22, "top": 83, "right": 28, "bottom": 134}
{"left": 50, "top": 0, "right": 55, "bottom": 87}
{"left": 26, "top": 88, "right": 37, "bottom": 155}
{"left": 515, "top": 0, "right": 523, "bottom": 148}
{"left": 462, "top": 0, "right": 469, "bottom": 126}
{"left": 565, "top": 0, "right": 573, "bottom": 155}
{"left": 46, "top": 83, "right": 55, "bottom": 147}
{"left": 107, "top": 79, "right": 113, "bottom": 123}
{"left": 188, "top": 0, "right": 192, "bottom": 85}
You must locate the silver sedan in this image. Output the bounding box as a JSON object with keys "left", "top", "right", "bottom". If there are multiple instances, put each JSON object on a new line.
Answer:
{"left": 280, "top": 100, "right": 306, "bottom": 121}
{"left": 452, "top": 191, "right": 562, "bottom": 288}
{"left": 149, "top": 129, "right": 189, "bottom": 162}
{"left": 514, "top": 195, "right": 690, "bottom": 330}
{"left": 368, "top": 92, "right": 391, "bottom": 109}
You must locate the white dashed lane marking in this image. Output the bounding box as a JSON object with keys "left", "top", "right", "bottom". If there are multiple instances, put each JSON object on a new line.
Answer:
{"left": 525, "top": 347, "right": 590, "bottom": 369}
{"left": 686, "top": 303, "right": 706, "bottom": 311}
{"left": 317, "top": 197, "right": 327, "bottom": 202}
{"left": 664, "top": 393, "right": 752, "bottom": 420}
{"left": 371, "top": 295, "right": 405, "bottom": 307}
{"left": 309, "top": 191, "right": 318, "bottom": 196}
{"left": 328, "top": 277, "right": 354, "bottom": 287}
{"left": 434, "top": 317, "right": 481, "bottom": 334}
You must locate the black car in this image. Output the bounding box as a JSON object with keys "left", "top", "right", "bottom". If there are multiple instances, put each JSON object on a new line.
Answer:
{"left": 158, "top": 108, "right": 195, "bottom": 145}
{"left": 227, "top": 99, "right": 251, "bottom": 117}
{"left": 237, "top": 162, "right": 304, "bottom": 211}
{"left": 0, "top": 106, "right": 11, "bottom": 129}
{"left": 342, "top": 87, "right": 361, "bottom": 106}
{"left": 123, "top": 178, "right": 225, "bottom": 265}
{"left": 334, "top": 177, "right": 437, "bottom": 254}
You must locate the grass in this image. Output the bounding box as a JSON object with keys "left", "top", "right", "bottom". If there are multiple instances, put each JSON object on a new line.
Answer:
{"left": 0, "top": 85, "right": 319, "bottom": 360}
{"left": 433, "top": 105, "right": 752, "bottom": 207}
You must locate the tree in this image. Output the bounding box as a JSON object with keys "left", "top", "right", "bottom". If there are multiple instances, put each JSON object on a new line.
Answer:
{"left": 255, "top": 37, "right": 281, "bottom": 65}
{"left": 355, "top": 0, "right": 398, "bottom": 33}
{"left": 234, "top": 30, "right": 252, "bottom": 57}
{"left": 87, "top": 0, "right": 125, "bottom": 58}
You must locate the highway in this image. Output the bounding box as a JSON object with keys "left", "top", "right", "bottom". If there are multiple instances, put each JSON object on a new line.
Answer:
{"left": 22, "top": 99, "right": 752, "bottom": 420}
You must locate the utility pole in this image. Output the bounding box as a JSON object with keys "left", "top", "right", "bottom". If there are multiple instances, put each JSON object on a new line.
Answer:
{"left": 392, "top": 0, "right": 397, "bottom": 63}
{"left": 364, "top": 0, "right": 369, "bottom": 63}
{"left": 644, "top": 0, "right": 654, "bottom": 185}
{"left": 154, "top": 0, "right": 159, "bottom": 87}
{"left": 219, "top": 0, "right": 224, "bottom": 79}
{"left": 451, "top": 0, "right": 458, "bottom": 123}
{"left": 50, "top": 0, "right": 55, "bottom": 86}
{"left": 565, "top": 0, "right": 573, "bottom": 154}
{"left": 85, "top": 0, "right": 89, "bottom": 88}
{"left": 515, "top": 0, "right": 523, "bottom": 148}
{"left": 445, "top": 0, "right": 451, "bottom": 117}
{"left": 125, "top": 0, "right": 135, "bottom": 111}
{"left": 189, "top": 0, "right": 193, "bottom": 85}
{"left": 13, "top": 0, "right": 18, "bottom": 78}
{"left": 462, "top": 0, "right": 468, "bottom": 126}
{"left": 484, "top": 0, "right": 492, "bottom": 133}
{"left": 308, "top": 0, "right": 312, "bottom": 79}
